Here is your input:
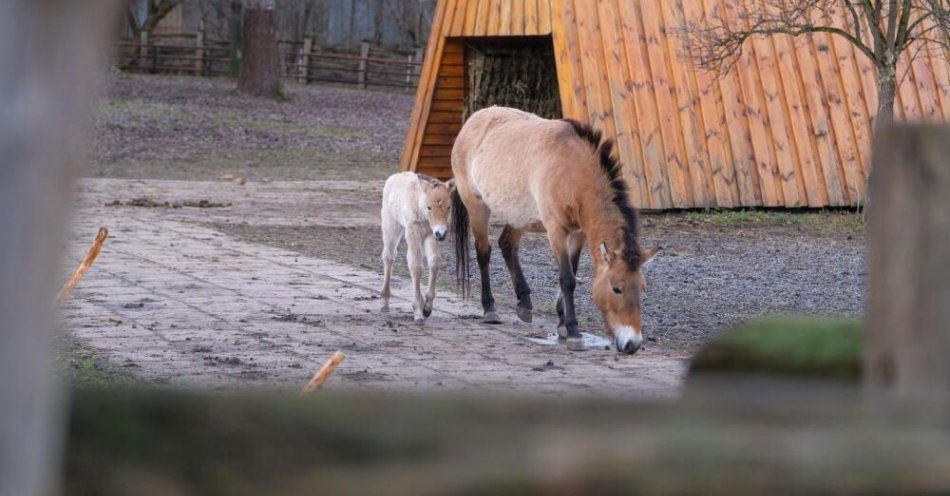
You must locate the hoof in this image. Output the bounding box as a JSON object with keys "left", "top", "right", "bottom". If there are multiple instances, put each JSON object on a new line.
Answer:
{"left": 423, "top": 295, "right": 434, "bottom": 317}
{"left": 381, "top": 304, "right": 390, "bottom": 313}
{"left": 423, "top": 306, "right": 432, "bottom": 318}
{"left": 557, "top": 325, "right": 569, "bottom": 340}
{"left": 565, "top": 337, "right": 586, "bottom": 351}
{"left": 482, "top": 311, "right": 501, "bottom": 324}
{"left": 414, "top": 316, "right": 426, "bottom": 324}
{"left": 515, "top": 305, "right": 532, "bottom": 323}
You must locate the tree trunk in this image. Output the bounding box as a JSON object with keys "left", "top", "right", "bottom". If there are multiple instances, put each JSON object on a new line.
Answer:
{"left": 875, "top": 65, "right": 898, "bottom": 128}
{"left": 0, "top": 2, "right": 119, "bottom": 495}
{"left": 238, "top": 0, "right": 281, "bottom": 99}
{"left": 865, "top": 124, "right": 950, "bottom": 396}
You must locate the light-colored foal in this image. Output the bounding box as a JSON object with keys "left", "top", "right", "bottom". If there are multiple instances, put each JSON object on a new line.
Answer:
{"left": 380, "top": 171, "right": 455, "bottom": 322}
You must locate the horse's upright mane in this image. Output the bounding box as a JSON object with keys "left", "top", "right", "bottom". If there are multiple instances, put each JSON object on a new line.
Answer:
{"left": 562, "top": 118, "right": 643, "bottom": 268}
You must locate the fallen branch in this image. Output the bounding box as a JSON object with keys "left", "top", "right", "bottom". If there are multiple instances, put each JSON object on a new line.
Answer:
{"left": 57, "top": 227, "right": 108, "bottom": 303}
{"left": 301, "top": 351, "right": 345, "bottom": 395}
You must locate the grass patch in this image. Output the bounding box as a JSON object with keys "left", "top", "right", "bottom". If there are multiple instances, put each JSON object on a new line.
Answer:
{"left": 676, "top": 209, "right": 864, "bottom": 235}
{"left": 56, "top": 335, "right": 138, "bottom": 388}
{"left": 689, "top": 316, "right": 863, "bottom": 380}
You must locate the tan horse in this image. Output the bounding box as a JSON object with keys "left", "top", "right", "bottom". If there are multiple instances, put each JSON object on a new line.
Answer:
{"left": 451, "top": 107, "right": 659, "bottom": 353}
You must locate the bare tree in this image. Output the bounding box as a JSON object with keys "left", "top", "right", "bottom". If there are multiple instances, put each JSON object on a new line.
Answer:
{"left": 680, "top": 0, "right": 950, "bottom": 126}
{"left": 126, "top": 0, "right": 183, "bottom": 38}
{"left": 238, "top": 0, "right": 282, "bottom": 98}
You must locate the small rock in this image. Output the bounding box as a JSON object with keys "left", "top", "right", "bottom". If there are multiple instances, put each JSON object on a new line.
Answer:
{"left": 221, "top": 174, "right": 234, "bottom": 181}
{"left": 234, "top": 177, "right": 247, "bottom": 186}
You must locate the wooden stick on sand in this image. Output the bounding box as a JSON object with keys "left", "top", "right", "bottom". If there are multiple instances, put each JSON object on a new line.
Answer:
{"left": 301, "top": 351, "right": 345, "bottom": 395}
{"left": 57, "top": 227, "right": 108, "bottom": 303}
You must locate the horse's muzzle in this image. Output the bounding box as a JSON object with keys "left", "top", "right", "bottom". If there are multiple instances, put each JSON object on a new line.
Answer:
{"left": 434, "top": 231, "right": 446, "bottom": 241}
{"left": 614, "top": 326, "right": 642, "bottom": 354}
{"left": 432, "top": 225, "right": 447, "bottom": 241}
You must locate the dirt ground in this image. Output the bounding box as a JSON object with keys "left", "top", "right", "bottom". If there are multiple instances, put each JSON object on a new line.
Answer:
{"left": 63, "top": 74, "right": 868, "bottom": 392}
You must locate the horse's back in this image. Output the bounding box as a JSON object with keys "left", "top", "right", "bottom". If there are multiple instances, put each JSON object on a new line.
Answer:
{"left": 452, "top": 107, "right": 591, "bottom": 229}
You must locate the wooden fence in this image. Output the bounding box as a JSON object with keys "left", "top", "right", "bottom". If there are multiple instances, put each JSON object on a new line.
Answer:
{"left": 114, "top": 33, "right": 424, "bottom": 90}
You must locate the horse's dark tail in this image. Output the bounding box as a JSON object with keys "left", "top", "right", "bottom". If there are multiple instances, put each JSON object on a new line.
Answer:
{"left": 451, "top": 187, "right": 471, "bottom": 299}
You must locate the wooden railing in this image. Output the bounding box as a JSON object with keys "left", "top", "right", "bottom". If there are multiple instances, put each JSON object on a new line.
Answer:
{"left": 114, "top": 33, "right": 424, "bottom": 90}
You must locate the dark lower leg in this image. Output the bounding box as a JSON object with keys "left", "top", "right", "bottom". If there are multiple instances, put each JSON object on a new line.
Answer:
{"left": 558, "top": 255, "right": 579, "bottom": 338}
{"left": 499, "top": 226, "right": 532, "bottom": 320}
{"left": 556, "top": 244, "right": 582, "bottom": 326}
{"left": 475, "top": 242, "right": 496, "bottom": 316}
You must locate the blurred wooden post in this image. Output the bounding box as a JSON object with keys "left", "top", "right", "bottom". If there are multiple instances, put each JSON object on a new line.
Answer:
{"left": 297, "top": 37, "right": 312, "bottom": 84}
{"left": 0, "top": 2, "right": 119, "bottom": 495}
{"left": 405, "top": 52, "right": 413, "bottom": 91}
{"left": 358, "top": 41, "right": 370, "bottom": 89}
{"left": 413, "top": 47, "right": 423, "bottom": 85}
{"left": 865, "top": 125, "right": 950, "bottom": 396}
{"left": 194, "top": 25, "right": 204, "bottom": 76}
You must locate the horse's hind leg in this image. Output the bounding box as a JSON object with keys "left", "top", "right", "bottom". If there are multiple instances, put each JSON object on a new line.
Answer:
{"left": 422, "top": 233, "right": 439, "bottom": 317}
{"left": 468, "top": 201, "right": 500, "bottom": 323}
{"left": 499, "top": 225, "right": 532, "bottom": 323}
{"left": 556, "top": 231, "right": 586, "bottom": 336}
{"left": 380, "top": 211, "right": 403, "bottom": 312}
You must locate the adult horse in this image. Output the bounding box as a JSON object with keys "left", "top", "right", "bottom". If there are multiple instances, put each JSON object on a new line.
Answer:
{"left": 451, "top": 107, "right": 659, "bottom": 353}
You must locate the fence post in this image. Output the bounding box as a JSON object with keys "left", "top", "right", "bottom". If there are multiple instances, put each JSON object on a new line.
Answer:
{"left": 358, "top": 41, "right": 370, "bottom": 89}
{"left": 865, "top": 124, "right": 950, "bottom": 397}
{"left": 139, "top": 30, "right": 149, "bottom": 70}
{"left": 298, "top": 37, "right": 312, "bottom": 84}
{"left": 194, "top": 26, "right": 204, "bottom": 76}
{"left": 404, "top": 52, "right": 413, "bottom": 91}
{"left": 413, "top": 46, "right": 423, "bottom": 86}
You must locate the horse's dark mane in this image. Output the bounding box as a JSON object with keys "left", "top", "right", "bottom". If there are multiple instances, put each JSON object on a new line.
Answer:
{"left": 562, "top": 118, "right": 642, "bottom": 268}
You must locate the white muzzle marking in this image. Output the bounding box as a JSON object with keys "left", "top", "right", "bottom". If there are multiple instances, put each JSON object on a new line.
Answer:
{"left": 432, "top": 224, "right": 447, "bottom": 240}
{"left": 614, "top": 325, "right": 642, "bottom": 352}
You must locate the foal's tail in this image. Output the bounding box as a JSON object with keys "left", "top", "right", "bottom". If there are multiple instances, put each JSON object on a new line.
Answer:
{"left": 451, "top": 188, "right": 471, "bottom": 299}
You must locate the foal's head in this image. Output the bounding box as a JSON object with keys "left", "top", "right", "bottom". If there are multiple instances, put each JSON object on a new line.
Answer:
{"left": 418, "top": 175, "right": 455, "bottom": 241}
{"left": 592, "top": 241, "right": 660, "bottom": 354}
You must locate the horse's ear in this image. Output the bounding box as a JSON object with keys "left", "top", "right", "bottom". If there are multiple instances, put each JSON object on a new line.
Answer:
{"left": 640, "top": 246, "right": 661, "bottom": 267}
{"left": 598, "top": 242, "right": 613, "bottom": 265}
{"left": 416, "top": 175, "right": 435, "bottom": 192}
{"left": 446, "top": 178, "right": 457, "bottom": 192}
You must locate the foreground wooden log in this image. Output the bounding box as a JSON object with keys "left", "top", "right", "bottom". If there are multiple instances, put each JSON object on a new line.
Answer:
{"left": 64, "top": 386, "right": 950, "bottom": 495}
{"left": 301, "top": 351, "right": 345, "bottom": 395}
{"left": 866, "top": 125, "right": 950, "bottom": 396}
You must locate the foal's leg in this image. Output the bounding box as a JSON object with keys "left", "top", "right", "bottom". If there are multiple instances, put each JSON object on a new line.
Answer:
{"left": 499, "top": 225, "right": 532, "bottom": 323}
{"left": 556, "top": 231, "right": 586, "bottom": 336}
{"left": 380, "top": 211, "right": 403, "bottom": 312}
{"left": 548, "top": 228, "right": 584, "bottom": 351}
{"left": 405, "top": 225, "right": 426, "bottom": 323}
{"left": 468, "top": 203, "right": 500, "bottom": 323}
{"left": 422, "top": 233, "right": 439, "bottom": 317}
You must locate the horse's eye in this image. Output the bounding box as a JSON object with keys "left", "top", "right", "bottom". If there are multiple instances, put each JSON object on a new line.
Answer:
{"left": 427, "top": 206, "right": 432, "bottom": 211}
{"left": 612, "top": 286, "right": 622, "bottom": 295}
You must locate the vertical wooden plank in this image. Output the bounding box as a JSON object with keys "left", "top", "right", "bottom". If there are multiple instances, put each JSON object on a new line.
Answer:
{"left": 574, "top": 0, "right": 616, "bottom": 136}
{"left": 487, "top": 0, "right": 502, "bottom": 36}
{"left": 831, "top": 14, "right": 873, "bottom": 192}
{"left": 684, "top": 0, "right": 738, "bottom": 207}
{"left": 552, "top": 0, "right": 589, "bottom": 120}
{"left": 525, "top": 0, "right": 539, "bottom": 35}
{"left": 538, "top": 0, "right": 552, "bottom": 34}
{"left": 792, "top": 33, "right": 845, "bottom": 205}
{"left": 619, "top": 0, "right": 673, "bottom": 208}
{"left": 450, "top": 0, "right": 467, "bottom": 35}
{"left": 925, "top": 40, "right": 950, "bottom": 119}
{"left": 731, "top": 0, "right": 783, "bottom": 206}
{"left": 745, "top": 0, "right": 804, "bottom": 207}
{"left": 401, "top": 0, "right": 450, "bottom": 171}
{"left": 597, "top": 0, "right": 651, "bottom": 205}
{"left": 511, "top": 0, "right": 525, "bottom": 35}
{"left": 813, "top": 31, "right": 861, "bottom": 205}
{"left": 709, "top": 0, "right": 760, "bottom": 206}
{"left": 640, "top": 0, "right": 694, "bottom": 207}
{"left": 662, "top": 0, "right": 713, "bottom": 207}
{"left": 463, "top": 0, "right": 480, "bottom": 35}
{"left": 908, "top": 48, "right": 941, "bottom": 122}
{"left": 473, "top": 0, "right": 489, "bottom": 35}
{"left": 499, "top": 0, "right": 512, "bottom": 35}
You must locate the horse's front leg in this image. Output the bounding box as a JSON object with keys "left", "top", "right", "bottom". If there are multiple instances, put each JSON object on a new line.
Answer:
{"left": 549, "top": 229, "right": 584, "bottom": 351}
{"left": 405, "top": 225, "right": 426, "bottom": 323}
{"left": 556, "top": 231, "right": 586, "bottom": 336}
{"left": 422, "top": 233, "right": 440, "bottom": 317}
{"left": 499, "top": 225, "right": 532, "bottom": 323}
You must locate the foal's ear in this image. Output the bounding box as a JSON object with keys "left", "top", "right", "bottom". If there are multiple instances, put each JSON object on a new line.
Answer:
{"left": 639, "top": 246, "right": 661, "bottom": 267}
{"left": 598, "top": 242, "right": 614, "bottom": 265}
{"left": 445, "top": 178, "right": 457, "bottom": 193}
{"left": 416, "top": 175, "right": 436, "bottom": 192}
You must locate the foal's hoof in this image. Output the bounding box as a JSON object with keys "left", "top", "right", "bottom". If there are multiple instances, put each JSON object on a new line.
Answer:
{"left": 422, "top": 306, "right": 432, "bottom": 318}
{"left": 557, "top": 325, "right": 569, "bottom": 340}
{"left": 565, "top": 337, "right": 586, "bottom": 351}
{"left": 381, "top": 304, "right": 390, "bottom": 313}
{"left": 423, "top": 296, "right": 433, "bottom": 317}
{"left": 482, "top": 311, "right": 501, "bottom": 324}
{"left": 515, "top": 305, "right": 532, "bottom": 323}
{"left": 414, "top": 316, "right": 426, "bottom": 324}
